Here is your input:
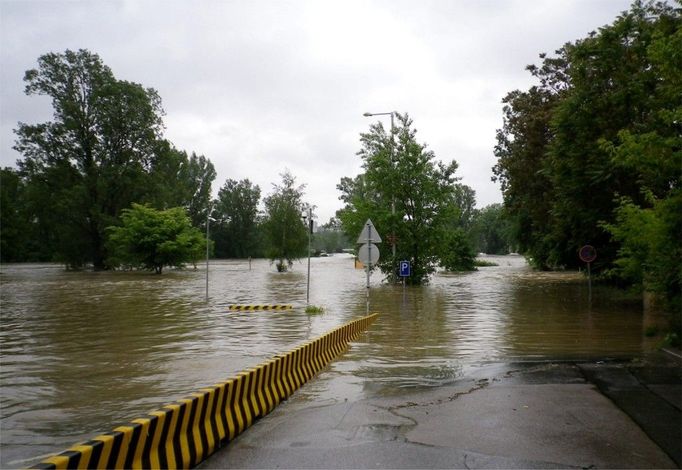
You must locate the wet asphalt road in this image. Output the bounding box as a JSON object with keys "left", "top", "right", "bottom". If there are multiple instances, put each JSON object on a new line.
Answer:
{"left": 200, "top": 352, "right": 681, "bottom": 469}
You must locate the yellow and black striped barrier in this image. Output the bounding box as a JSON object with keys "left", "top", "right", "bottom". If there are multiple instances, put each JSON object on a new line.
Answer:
{"left": 31, "top": 313, "right": 378, "bottom": 469}
{"left": 228, "top": 305, "right": 293, "bottom": 311}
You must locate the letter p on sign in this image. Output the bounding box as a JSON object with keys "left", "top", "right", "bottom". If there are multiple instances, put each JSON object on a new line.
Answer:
{"left": 399, "top": 261, "right": 411, "bottom": 277}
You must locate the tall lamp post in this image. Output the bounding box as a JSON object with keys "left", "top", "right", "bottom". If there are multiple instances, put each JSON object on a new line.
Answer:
{"left": 363, "top": 111, "right": 397, "bottom": 276}
{"left": 206, "top": 203, "right": 214, "bottom": 301}
{"left": 302, "top": 208, "right": 313, "bottom": 304}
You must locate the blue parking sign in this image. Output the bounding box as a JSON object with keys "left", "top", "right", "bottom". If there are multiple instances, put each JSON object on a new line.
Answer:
{"left": 399, "top": 260, "right": 411, "bottom": 277}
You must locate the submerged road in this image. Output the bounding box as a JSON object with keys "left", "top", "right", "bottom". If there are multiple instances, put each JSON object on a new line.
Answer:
{"left": 2, "top": 256, "right": 661, "bottom": 467}
{"left": 201, "top": 352, "right": 681, "bottom": 469}
{"left": 3, "top": 258, "right": 676, "bottom": 468}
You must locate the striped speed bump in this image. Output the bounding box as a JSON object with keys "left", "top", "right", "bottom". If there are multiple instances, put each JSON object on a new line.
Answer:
{"left": 31, "top": 313, "right": 378, "bottom": 469}
{"left": 228, "top": 304, "right": 293, "bottom": 311}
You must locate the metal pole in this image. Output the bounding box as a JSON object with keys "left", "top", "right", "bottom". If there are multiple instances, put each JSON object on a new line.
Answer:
{"left": 587, "top": 263, "right": 592, "bottom": 303}
{"left": 390, "top": 112, "right": 396, "bottom": 260}
{"left": 366, "top": 268, "right": 370, "bottom": 315}
{"left": 205, "top": 206, "right": 211, "bottom": 301}
{"left": 306, "top": 209, "right": 312, "bottom": 304}
{"left": 366, "top": 222, "right": 371, "bottom": 315}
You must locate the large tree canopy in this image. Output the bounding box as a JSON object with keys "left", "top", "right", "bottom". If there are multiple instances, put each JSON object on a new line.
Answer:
{"left": 493, "top": 1, "right": 680, "bottom": 313}
{"left": 14, "top": 49, "right": 164, "bottom": 269}
{"left": 492, "top": 86, "right": 556, "bottom": 266}
{"left": 10, "top": 49, "right": 216, "bottom": 269}
{"left": 213, "top": 178, "right": 261, "bottom": 258}
{"left": 337, "top": 113, "right": 473, "bottom": 284}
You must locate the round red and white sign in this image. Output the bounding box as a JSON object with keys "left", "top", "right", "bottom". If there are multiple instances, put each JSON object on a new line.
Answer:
{"left": 579, "top": 245, "right": 597, "bottom": 263}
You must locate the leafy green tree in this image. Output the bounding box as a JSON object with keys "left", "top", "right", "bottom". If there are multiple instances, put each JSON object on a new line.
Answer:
{"left": 599, "top": 9, "right": 682, "bottom": 319}
{"left": 494, "top": 1, "right": 680, "bottom": 270}
{"left": 106, "top": 204, "right": 205, "bottom": 274}
{"left": 492, "top": 86, "right": 557, "bottom": 267}
{"left": 144, "top": 142, "right": 216, "bottom": 229}
{"left": 542, "top": 5, "right": 667, "bottom": 268}
{"left": 145, "top": 141, "right": 191, "bottom": 208}
{"left": 602, "top": 191, "right": 681, "bottom": 341}
{"left": 470, "top": 204, "right": 514, "bottom": 255}
{"left": 440, "top": 228, "right": 477, "bottom": 271}
{"left": 13, "top": 49, "right": 164, "bottom": 269}
{"left": 181, "top": 152, "right": 217, "bottom": 228}
{"left": 3, "top": 165, "right": 66, "bottom": 262}
{"left": 10, "top": 49, "right": 216, "bottom": 267}
{"left": 453, "top": 183, "right": 477, "bottom": 231}
{"left": 1, "top": 168, "right": 33, "bottom": 261}
{"left": 262, "top": 171, "right": 307, "bottom": 272}
{"left": 337, "top": 113, "right": 470, "bottom": 284}
{"left": 213, "top": 178, "right": 261, "bottom": 258}
{"left": 493, "top": 1, "right": 680, "bottom": 323}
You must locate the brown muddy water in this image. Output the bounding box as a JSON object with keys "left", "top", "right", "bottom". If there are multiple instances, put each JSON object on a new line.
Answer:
{"left": 0, "top": 255, "right": 654, "bottom": 467}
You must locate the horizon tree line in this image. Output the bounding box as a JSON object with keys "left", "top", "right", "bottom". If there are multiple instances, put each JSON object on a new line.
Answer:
{"left": 2, "top": 48, "right": 499, "bottom": 274}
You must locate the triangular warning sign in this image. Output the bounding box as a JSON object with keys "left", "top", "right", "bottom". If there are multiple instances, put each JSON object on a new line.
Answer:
{"left": 356, "top": 219, "right": 382, "bottom": 244}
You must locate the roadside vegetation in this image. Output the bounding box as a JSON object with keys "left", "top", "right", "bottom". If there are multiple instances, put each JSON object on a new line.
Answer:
{"left": 336, "top": 113, "right": 479, "bottom": 284}
{"left": 1, "top": 2, "right": 678, "bottom": 342}
{"left": 107, "top": 204, "right": 206, "bottom": 274}
{"left": 0, "top": 49, "right": 315, "bottom": 274}
{"left": 261, "top": 171, "right": 308, "bottom": 272}
{"left": 492, "top": 1, "right": 680, "bottom": 342}
{"left": 304, "top": 305, "right": 325, "bottom": 315}
{"left": 474, "top": 259, "right": 499, "bottom": 268}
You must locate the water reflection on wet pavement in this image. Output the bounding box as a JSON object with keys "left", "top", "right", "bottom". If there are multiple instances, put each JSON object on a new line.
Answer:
{"left": 0, "top": 255, "right": 653, "bottom": 467}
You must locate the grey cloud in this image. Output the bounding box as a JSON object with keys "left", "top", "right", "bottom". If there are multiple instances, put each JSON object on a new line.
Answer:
{"left": 1, "top": 0, "right": 634, "bottom": 222}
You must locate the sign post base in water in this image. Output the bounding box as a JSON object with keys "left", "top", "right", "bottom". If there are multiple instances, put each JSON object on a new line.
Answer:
{"left": 357, "top": 219, "right": 382, "bottom": 315}
{"left": 579, "top": 245, "right": 597, "bottom": 304}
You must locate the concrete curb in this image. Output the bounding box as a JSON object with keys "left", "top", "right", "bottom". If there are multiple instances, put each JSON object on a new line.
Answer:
{"left": 31, "top": 313, "right": 378, "bottom": 469}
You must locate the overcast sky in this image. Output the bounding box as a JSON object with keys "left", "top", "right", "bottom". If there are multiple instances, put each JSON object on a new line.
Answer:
{"left": 1, "top": 0, "right": 634, "bottom": 223}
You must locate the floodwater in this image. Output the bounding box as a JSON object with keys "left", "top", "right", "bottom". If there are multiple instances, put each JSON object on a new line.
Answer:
{"left": 0, "top": 255, "right": 654, "bottom": 467}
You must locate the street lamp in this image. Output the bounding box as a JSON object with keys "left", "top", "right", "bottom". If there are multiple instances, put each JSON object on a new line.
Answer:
{"left": 363, "top": 111, "right": 397, "bottom": 278}
{"left": 363, "top": 111, "right": 394, "bottom": 133}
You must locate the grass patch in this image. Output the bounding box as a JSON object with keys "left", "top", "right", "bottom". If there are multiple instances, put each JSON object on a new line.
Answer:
{"left": 305, "top": 305, "right": 325, "bottom": 314}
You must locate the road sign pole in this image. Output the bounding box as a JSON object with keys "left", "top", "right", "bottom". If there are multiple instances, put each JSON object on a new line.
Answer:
{"left": 357, "top": 219, "right": 382, "bottom": 316}
{"left": 587, "top": 261, "right": 592, "bottom": 303}
{"left": 306, "top": 209, "right": 312, "bottom": 304}
{"left": 366, "top": 266, "right": 370, "bottom": 314}
{"left": 366, "top": 224, "right": 371, "bottom": 315}
{"left": 579, "top": 245, "right": 597, "bottom": 304}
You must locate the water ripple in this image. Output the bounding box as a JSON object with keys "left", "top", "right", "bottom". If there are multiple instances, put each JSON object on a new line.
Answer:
{"left": 0, "top": 256, "right": 652, "bottom": 467}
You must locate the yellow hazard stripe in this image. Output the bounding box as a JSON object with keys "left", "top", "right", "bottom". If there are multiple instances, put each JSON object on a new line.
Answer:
{"left": 228, "top": 304, "right": 293, "bottom": 311}
{"left": 31, "top": 313, "right": 378, "bottom": 470}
